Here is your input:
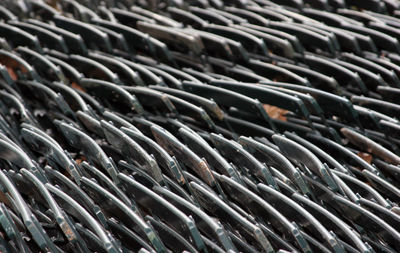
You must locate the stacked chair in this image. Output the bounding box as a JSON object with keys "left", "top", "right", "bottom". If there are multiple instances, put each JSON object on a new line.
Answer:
{"left": 0, "top": 0, "right": 399, "bottom": 252}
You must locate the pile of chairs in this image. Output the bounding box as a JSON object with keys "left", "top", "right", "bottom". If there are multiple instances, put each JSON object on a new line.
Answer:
{"left": 0, "top": 0, "right": 399, "bottom": 252}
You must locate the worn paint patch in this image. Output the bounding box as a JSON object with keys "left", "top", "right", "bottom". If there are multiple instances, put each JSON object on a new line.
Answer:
{"left": 264, "top": 104, "right": 288, "bottom": 121}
